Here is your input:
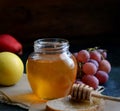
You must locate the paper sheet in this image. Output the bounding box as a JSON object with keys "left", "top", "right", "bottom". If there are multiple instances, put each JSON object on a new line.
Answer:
{"left": 0, "top": 74, "right": 46, "bottom": 109}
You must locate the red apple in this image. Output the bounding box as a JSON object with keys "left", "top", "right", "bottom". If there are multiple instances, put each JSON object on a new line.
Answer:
{"left": 0, "top": 34, "right": 23, "bottom": 55}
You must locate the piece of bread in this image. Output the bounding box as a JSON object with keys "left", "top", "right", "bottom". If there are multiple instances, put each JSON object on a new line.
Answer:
{"left": 46, "top": 96, "right": 104, "bottom": 111}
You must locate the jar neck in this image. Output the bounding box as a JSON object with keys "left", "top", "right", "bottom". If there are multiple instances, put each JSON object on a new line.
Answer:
{"left": 34, "top": 38, "right": 69, "bottom": 54}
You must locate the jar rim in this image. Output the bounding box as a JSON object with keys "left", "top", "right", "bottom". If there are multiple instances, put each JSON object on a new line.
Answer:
{"left": 34, "top": 38, "right": 69, "bottom": 53}
{"left": 34, "top": 38, "right": 69, "bottom": 45}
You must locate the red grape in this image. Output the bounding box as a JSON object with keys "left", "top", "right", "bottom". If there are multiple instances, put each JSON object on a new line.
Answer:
{"left": 82, "top": 75, "right": 99, "bottom": 89}
{"left": 74, "top": 47, "right": 111, "bottom": 87}
{"left": 97, "top": 49, "right": 107, "bottom": 59}
{"left": 88, "top": 59, "right": 99, "bottom": 68}
{"left": 99, "top": 59, "right": 111, "bottom": 73}
{"left": 77, "top": 50, "right": 90, "bottom": 63}
{"left": 82, "top": 62, "right": 98, "bottom": 75}
{"left": 90, "top": 50, "right": 101, "bottom": 62}
{"left": 75, "top": 79, "right": 83, "bottom": 84}
{"left": 95, "top": 70, "right": 109, "bottom": 84}
{"left": 73, "top": 52, "right": 78, "bottom": 61}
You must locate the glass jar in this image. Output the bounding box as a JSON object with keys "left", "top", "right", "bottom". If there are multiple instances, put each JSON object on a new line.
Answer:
{"left": 26, "top": 38, "right": 77, "bottom": 100}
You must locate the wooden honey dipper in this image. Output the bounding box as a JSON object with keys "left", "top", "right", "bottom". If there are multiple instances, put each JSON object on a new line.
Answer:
{"left": 70, "top": 83, "right": 120, "bottom": 102}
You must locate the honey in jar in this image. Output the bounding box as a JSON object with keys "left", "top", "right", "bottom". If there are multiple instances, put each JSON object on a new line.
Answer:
{"left": 26, "top": 38, "right": 77, "bottom": 100}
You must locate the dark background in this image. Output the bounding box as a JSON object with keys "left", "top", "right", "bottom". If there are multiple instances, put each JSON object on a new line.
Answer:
{"left": 0, "top": 0, "right": 120, "bottom": 71}
{"left": 0, "top": 1, "right": 120, "bottom": 110}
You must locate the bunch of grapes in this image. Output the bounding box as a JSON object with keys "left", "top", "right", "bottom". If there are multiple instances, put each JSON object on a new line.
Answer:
{"left": 73, "top": 47, "right": 111, "bottom": 89}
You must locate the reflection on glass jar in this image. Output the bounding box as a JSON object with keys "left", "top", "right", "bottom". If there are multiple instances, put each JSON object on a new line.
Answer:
{"left": 26, "top": 38, "right": 77, "bottom": 100}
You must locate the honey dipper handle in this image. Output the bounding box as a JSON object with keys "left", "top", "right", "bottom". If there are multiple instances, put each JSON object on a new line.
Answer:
{"left": 91, "top": 92, "right": 120, "bottom": 102}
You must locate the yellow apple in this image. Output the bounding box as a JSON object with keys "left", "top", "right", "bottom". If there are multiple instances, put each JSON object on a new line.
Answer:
{"left": 0, "top": 52, "right": 24, "bottom": 86}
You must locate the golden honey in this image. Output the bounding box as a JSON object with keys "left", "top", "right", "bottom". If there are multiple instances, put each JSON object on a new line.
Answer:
{"left": 26, "top": 38, "right": 77, "bottom": 100}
